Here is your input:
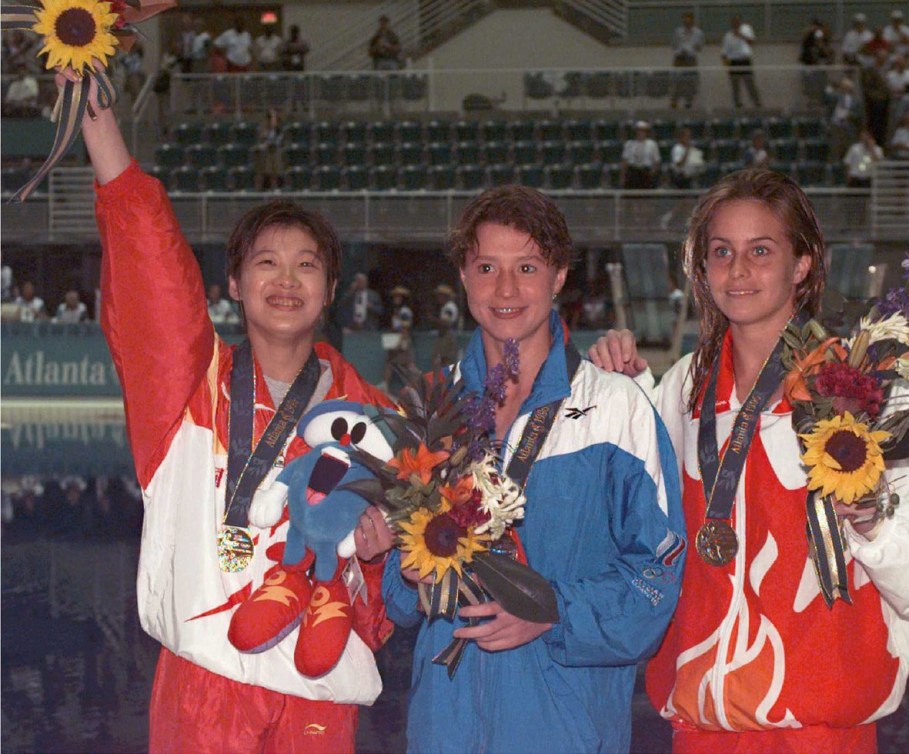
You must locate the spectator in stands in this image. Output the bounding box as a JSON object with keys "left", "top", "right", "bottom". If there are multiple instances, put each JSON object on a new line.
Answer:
{"left": 14, "top": 281, "right": 47, "bottom": 321}
{"left": 860, "top": 28, "right": 891, "bottom": 67}
{"left": 3, "top": 64, "right": 39, "bottom": 117}
{"left": 190, "top": 18, "right": 211, "bottom": 74}
{"left": 1, "top": 265, "right": 12, "bottom": 302}
{"left": 254, "top": 108, "right": 284, "bottom": 191}
{"left": 121, "top": 42, "right": 146, "bottom": 107}
{"left": 206, "top": 283, "right": 239, "bottom": 324}
{"left": 430, "top": 283, "right": 459, "bottom": 331}
{"left": 669, "top": 12, "right": 705, "bottom": 110}
{"left": 886, "top": 55, "right": 909, "bottom": 97}
{"left": 281, "top": 25, "right": 310, "bottom": 72}
{"left": 153, "top": 46, "right": 179, "bottom": 133}
{"left": 861, "top": 49, "right": 892, "bottom": 148}
{"left": 177, "top": 13, "right": 196, "bottom": 74}
{"left": 5, "top": 476, "right": 46, "bottom": 540}
{"left": 843, "top": 128, "right": 884, "bottom": 187}
{"left": 383, "top": 285, "right": 418, "bottom": 392}
{"left": 890, "top": 111, "right": 909, "bottom": 159}
{"left": 721, "top": 15, "right": 762, "bottom": 109}
{"left": 883, "top": 10, "right": 909, "bottom": 59}
{"left": 799, "top": 19, "right": 834, "bottom": 106}
{"left": 369, "top": 15, "right": 402, "bottom": 71}
{"left": 54, "top": 288, "right": 88, "bottom": 323}
{"left": 338, "top": 272, "right": 383, "bottom": 333}
{"left": 621, "top": 121, "right": 661, "bottom": 189}
{"left": 669, "top": 127, "right": 705, "bottom": 189}
{"left": 430, "top": 285, "right": 460, "bottom": 371}
{"left": 827, "top": 76, "right": 863, "bottom": 162}
{"left": 254, "top": 23, "right": 283, "bottom": 72}
{"left": 842, "top": 13, "right": 874, "bottom": 66}
{"left": 214, "top": 18, "right": 253, "bottom": 73}
{"left": 742, "top": 129, "right": 770, "bottom": 169}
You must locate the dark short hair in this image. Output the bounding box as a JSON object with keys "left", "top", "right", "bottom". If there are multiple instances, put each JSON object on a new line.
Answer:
{"left": 448, "top": 185, "right": 575, "bottom": 270}
{"left": 225, "top": 201, "right": 342, "bottom": 294}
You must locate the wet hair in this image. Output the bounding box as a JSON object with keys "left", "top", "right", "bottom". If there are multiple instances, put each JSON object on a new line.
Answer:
{"left": 448, "top": 184, "right": 575, "bottom": 270}
{"left": 683, "top": 169, "right": 827, "bottom": 412}
{"left": 225, "top": 200, "right": 342, "bottom": 295}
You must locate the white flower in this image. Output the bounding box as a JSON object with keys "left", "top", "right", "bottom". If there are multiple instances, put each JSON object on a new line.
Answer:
{"left": 851, "top": 313, "right": 909, "bottom": 347}
{"left": 897, "top": 355, "right": 909, "bottom": 381}
{"left": 470, "top": 452, "right": 525, "bottom": 540}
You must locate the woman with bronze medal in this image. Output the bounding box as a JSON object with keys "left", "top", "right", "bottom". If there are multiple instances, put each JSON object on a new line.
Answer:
{"left": 591, "top": 170, "right": 909, "bottom": 753}
{"left": 382, "top": 185, "right": 686, "bottom": 754}
{"left": 62, "top": 65, "right": 395, "bottom": 753}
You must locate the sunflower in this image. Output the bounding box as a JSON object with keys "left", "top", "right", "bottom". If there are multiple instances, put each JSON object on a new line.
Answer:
{"left": 801, "top": 412, "right": 890, "bottom": 504}
{"left": 33, "top": 0, "right": 120, "bottom": 73}
{"left": 399, "top": 502, "right": 487, "bottom": 581}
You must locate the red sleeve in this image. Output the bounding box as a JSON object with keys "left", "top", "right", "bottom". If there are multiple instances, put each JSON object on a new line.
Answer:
{"left": 96, "top": 161, "right": 215, "bottom": 488}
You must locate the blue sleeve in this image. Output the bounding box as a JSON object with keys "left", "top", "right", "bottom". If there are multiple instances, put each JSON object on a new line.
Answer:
{"left": 543, "top": 406, "right": 686, "bottom": 667}
{"left": 381, "top": 548, "right": 424, "bottom": 628}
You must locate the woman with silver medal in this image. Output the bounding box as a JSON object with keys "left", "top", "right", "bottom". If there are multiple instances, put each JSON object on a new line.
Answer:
{"left": 590, "top": 170, "right": 909, "bottom": 753}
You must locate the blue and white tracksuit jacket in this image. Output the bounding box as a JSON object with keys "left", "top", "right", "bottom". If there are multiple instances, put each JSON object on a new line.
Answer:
{"left": 382, "top": 313, "right": 686, "bottom": 754}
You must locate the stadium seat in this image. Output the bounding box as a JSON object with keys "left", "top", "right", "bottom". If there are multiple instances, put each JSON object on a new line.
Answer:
{"left": 766, "top": 117, "right": 795, "bottom": 139}
{"left": 456, "top": 141, "right": 482, "bottom": 164}
{"left": 564, "top": 119, "right": 592, "bottom": 142}
{"left": 263, "top": 75, "right": 288, "bottom": 110}
{"left": 343, "top": 165, "right": 369, "bottom": 190}
{"left": 547, "top": 164, "right": 574, "bottom": 190}
{"left": 524, "top": 72, "right": 554, "bottom": 100}
{"left": 830, "top": 163, "right": 846, "bottom": 185}
{"left": 428, "top": 165, "right": 456, "bottom": 190}
{"left": 585, "top": 72, "right": 612, "bottom": 98}
{"left": 454, "top": 121, "right": 481, "bottom": 142}
{"left": 370, "top": 165, "right": 398, "bottom": 191}
{"left": 232, "top": 122, "right": 258, "bottom": 147}
{"left": 148, "top": 165, "right": 170, "bottom": 190}
{"left": 155, "top": 143, "right": 185, "bottom": 169}
{"left": 397, "top": 142, "right": 424, "bottom": 166}
{"left": 342, "top": 143, "right": 369, "bottom": 166}
{"left": 315, "top": 142, "right": 341, "bottom": 166}
{"left": 508, "top": 121, "right": 535, "bottom": 142}
{"left": 537, "top": 120, "right": 562, "bottom": 142}
{"left": 710, "top": 118, "right": 736, "bottom": 140}
{"left": 487, "top": 164, "right": 516, "bottom": 186}
{"left": 568, "top": 140, "right": 596, "bottom": 164}
{"left": 737, "top": 116, "right": 764, "bottom": 136}
{"left": 512, "top": 140, "right": 538, "bottom": 164}
{"left": 229, "top": 165, "right": 256, "bottom": 191}
{"left": 171, "top": 165, "right": 201, "bottom": 192}
{"left": 593, "top": 120, "right": 621, "bottom": 142}
{"left": 772, "top": 139, "right": 799, "bottom": 163}
{"left": 541, "top": 141, "right": 566, "bottom": 164}
{"left": 201, "top": 166, "right": 230, "bottom": 192}
{"left": 518, "top": 165, "right": 545, "bottom": 188}
{"left": 482, "top": 120, "right": 508, "bottom": 143}
{"left": 483, "top": 141, "right": 510, "bottom": 165}
{"left": 318, "top": 74, "right": 347, "bottom": 103}
{"left": 575, "top": 162, "right": 604, "bottom": 189}
{"left": 400, "top": 73, "right": 428, "bottom": 101}
{"left": 713, "top": 139, "right": 741, "bottom": 164}
{"left": 369, "top": 121, "right": 396, "bottom": 144}
{"left": 284, "top": 165, "right": 311, "bottom": 191}
{"left": 457, "top": 164, "right": 486, "bottom": 190}
{"left": 239, "top": 75, "right": 263, "bottom": 110}
{"left": 313, "top": 165, "right": 342, "bottom": 190}
{"left": 561, "top": 71, "right": 585, "bottom": 98}
{"left": 698, "top": 162, "right": 723, "bottom": 188}
{"left": 397, "top": 121, "right": 422, "bottom": 143}
{"left": 598, "top": 141, "right": 623, "bottom": 164}
{"left": 283, "top": 122, "right": 309, "bottom": 145}
{"left": 605, "top": 164, "right": 623, "bottom": 188}
{"left": 315, "top": 121, "right": 341, "bottom": 144}
{"left": 343, "top": 121, "right": 368, "bottom": 144}
{"left": 346, "top": 74, "right": 373, "bottom": 102}
{"left": 645, "top": 71, "right": 671, "bottom": 98}
{"left": 205, "top": 121, "right": 232, "bottom": 146}
{"left": 400, "top": 165, "right": 426, "bottom": 190}
{"left": 220, "top": 144, "right": 250, "bottom": 169}
{"left": 282, "top": 143, "right": 310, "bottom": 167}
{"left": 683, "top": 120, "right": 708, "bottom": 140}
{"left": 802, "top": 139, "right": 829, "bottom": 162}
{"left": 370, "top": 142, "right": 396, "bottom": 166}
{"left": 796, "top": 161, "right": 828, "bottom": 186}
{"left": 426, "top": 120, "right": 451, "bottom": 142}
{"left": 768, "top": 160, "right": 796, "bottom": 177}
{"left": 613, "top": 71, "right": 634, "bottom": 98}
{"left": 186, "top": 144, "right": 219, "bottom": 169}
{"left": 173, "top": 122, "right": 204, "bottom": 147}
{"left": 427, "top": 141, "right": 454, "bottom": 166}
{"left": 795, "top": 117, "right": 825, "bottom": 139}
{"left": 651, "top": 119, "right": 675, "bottom": 142}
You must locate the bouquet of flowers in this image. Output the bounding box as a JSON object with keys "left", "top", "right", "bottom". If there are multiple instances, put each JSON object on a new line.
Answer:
{"left": 347, "top": 341, "right": 559, "bottom": 676}
{"left": 781, "top": 260, "right": 909, "bottom": 605}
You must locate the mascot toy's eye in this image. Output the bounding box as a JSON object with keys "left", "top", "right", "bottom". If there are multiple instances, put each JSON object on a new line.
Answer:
{"left": 299, "top": 401, "right": 395, "bottom": 463}
{"left": 349, "top": 422, "right": 367, "bottom": 444}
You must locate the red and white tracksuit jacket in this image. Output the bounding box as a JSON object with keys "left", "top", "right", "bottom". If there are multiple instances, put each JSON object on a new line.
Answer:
{"left": 95, "top": 161, "right": 392, "bottom": 703}
{"left": 645, "top": 332, "right": 909, "bottom": 735}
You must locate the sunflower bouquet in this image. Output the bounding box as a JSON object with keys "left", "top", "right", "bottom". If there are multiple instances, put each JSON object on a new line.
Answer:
{"left": 781, "top": 264, "right": 909, "bottom": 605}
{"left": 347, "top": 341, "right": 559, "bottom": 676}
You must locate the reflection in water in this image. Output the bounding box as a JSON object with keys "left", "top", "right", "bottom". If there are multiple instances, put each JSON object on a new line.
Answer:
{"left": 2, "top": 413, "right": 907, "bottom": 754}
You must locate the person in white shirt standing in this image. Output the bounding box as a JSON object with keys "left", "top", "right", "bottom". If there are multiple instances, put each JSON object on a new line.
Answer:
{"left": 621, "top": 121, "right": 662, "bottom": 189}
{"left": 842, "top": 14, "right": 874, "bottom": 66}
{"left": 254, "top": 24, "right": 283, "bottom": 72}
{"left": 670, "top": 12, "right": 706, "bottom": 110}
{"left": 669, "top": 127, "right": 704, "bottom": 189}
{"left": 883, "top": 10, "right": 909, "bottom": 59}
{"left": 214, "top": 18, "right": 253, "bottom": 73}
{"left": 721, "top": 15, "right": 762, "bottom": 109}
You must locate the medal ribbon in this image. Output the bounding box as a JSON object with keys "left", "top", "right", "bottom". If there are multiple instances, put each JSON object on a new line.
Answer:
{"left": 224, "top": 340, "right": 321, "bottom": 528}
{"left": 431, "top": 340, "right": 582, "bottom": 676}
{"left": 698, "top": 333, "right": 789, "bottom": 527}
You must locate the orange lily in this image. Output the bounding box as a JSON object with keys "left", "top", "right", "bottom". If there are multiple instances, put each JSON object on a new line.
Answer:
{"left": 783, "top": 337, "right": 839, "bottom": 402}
{"left": 388, "top": 443, "right": 449, "bottom": 485}
{"left": 439, "top": 475, "right": 475, "bottom": 506}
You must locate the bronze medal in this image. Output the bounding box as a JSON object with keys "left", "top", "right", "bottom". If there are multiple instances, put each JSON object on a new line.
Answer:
{"left": 696, "top": 520, "right": 738, "bottom": 566}
{"left": 217, "top": 525, "right": 254, "bottom": 572}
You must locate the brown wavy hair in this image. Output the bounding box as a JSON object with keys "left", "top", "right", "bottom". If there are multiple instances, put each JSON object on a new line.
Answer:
{"left": 448, "top": 184, "right": 576, "bottom": 270}
{"left": 225, "top": 200, "right": 342, "bottom": 295}
{"left": 684, "top": 169, "right": 827, "bottom": 412}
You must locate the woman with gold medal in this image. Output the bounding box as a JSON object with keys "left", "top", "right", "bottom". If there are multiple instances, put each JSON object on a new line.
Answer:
{"left": 591, "top": 170, "right": 909, "bottom": 753}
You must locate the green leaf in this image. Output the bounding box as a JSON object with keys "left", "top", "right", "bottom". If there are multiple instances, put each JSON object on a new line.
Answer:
{"left": 470, "top": 552, "right": 560, "bottom": 623}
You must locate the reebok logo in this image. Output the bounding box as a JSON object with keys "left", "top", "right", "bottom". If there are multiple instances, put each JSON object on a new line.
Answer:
{"left": 304, "top": 723, "right": 327, "bottom": 736}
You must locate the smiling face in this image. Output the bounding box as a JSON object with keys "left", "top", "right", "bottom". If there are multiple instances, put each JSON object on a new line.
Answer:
{"left": 705, "top": 200, "right": 810, "bottom": 338}
{"left": 460, "top": 222, "right": 566, "bottom": 363}
{"left": 228, "top": 224, "right": 334, "bottom": 349}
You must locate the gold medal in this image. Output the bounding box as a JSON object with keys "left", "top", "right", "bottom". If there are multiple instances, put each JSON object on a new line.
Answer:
{"left": 217, "top": 525, "right": 254, "bottom": 572}
{"left": 696, "top": 520, "right": 738, "bottom": 566}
